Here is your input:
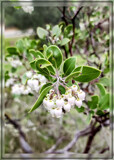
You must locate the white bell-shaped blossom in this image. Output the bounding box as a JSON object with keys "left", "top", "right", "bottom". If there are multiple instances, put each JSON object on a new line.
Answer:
{"left": 68, "top": 96, "right": 75, "bottom": 106}
{"left": 26, "top": 71, "right": 33, "bottom": 78}
{"left": 12, "top": 84, "right": 24, "bottom": 95}
{"left": 71, "top": 85, "right": 78, "bottom": 91}
{"left": 75, "top": 99, "right": 82, "bottom": 108}
{"left": 63, "top": 103, "right": 71, "bottom": 112}
{"left": 10, "top": 60, "right": 22, "bottom": 68}
{"left": 5, "top": 78, "right": 15, "bottom": 87}
{"left": 27, "top": 79, "right": 39, "bottom": 92}
{"left": 78, "top": 90, "right": 85, "bottom": 100}
{"left": 54, "top": 108, "right": 63, "bottom": 118}
{"left": 56, "top": 98, "right": 64, "bottom": 108}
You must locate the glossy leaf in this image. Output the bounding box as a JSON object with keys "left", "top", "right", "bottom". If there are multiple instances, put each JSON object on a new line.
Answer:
{"left": 60, "top": 38, "right": 70, "bottom": 46}
{"left": 46, "top": 45, "right": 63, "bottom": 68}
{"left": 99, "top": 93, "right": 110, "bottom": 110}
{"left": 29, "top": 49, "right": 44, "bottom": 58}
{"left": 7, "top": 47, "right": 19, "bottom": 55}
{"left": 52, "top": 25, "right": 61, "bottom": 37}
{"left": 36, "top": 58, "right": 52, "bottom": 69}
{"left": 37, "top": 27, "right": 48, "bottom": 39}
{"left": 59, "top": 85, "right": 66, "bottom": 94}
{"left": 73, "top": 66, "right": 101, "bottom": 82}
{"left": 47, "top": 65, "right": 56, "bottom": 75}
{"left": 75, "top": 106, "right": 85, "bottom": 113}
{"left": 99, "top": 77, "right": 109, "bottom": 87}
{"left": 29, "top": 85, "right": 52, "bottom": 113}
{"left": 39, "top": 83, "right": 52, "bottom": 94}
{"left": 65, "top": 71, "right": 81, "bottom": 82}
{"left": 63, "top": 57, "right": 76, "bottom": 76}
{"left": 16, "top": 39, "right": 25, "bottom": 53}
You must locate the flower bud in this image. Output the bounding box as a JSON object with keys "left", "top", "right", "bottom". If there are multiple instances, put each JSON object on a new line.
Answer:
{"left": 54, "top": 108, "right": 63, "bottom": 118}
{"left": 46, "top": 100, "right": 54, "bottom": 110}
{"left": 71, "top": 85, "right": 78, "bottom": 91}
{"left": 78, "top": 90, "right": 85, "bottom": 100}
{"left": 56, "top": 99, "right": 64, "bottom": 108}
{"left": 68, "top": 97, "right": 75, "bottom": 106}
{"left": 63, "top": 103, "right": 71, "bottom": 112}
{"left": 75, "top": 99, "right": 82, "bottom": 108}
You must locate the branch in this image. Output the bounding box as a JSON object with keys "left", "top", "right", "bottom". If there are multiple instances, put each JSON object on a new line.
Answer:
{"left": 5, "top": 113, "right": 33, "bottom": 153}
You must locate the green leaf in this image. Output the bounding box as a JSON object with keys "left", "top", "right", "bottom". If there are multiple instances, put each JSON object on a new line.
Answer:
{"left": 73, "top": 66, "right": 101, "bottom": 82}
{"left": 60, "top": 38, "right": 70, "bottom": 46}
{"left": 63, "top": 57, "right": 76, "bottom": 76}
{"left": 96, "top": 83, "right": 106, "bottom": 96}
{"left": 99, "top": 93, "right": 110, "bottom": 110}
{"left": 65, "top": 71, "right": 80, "bottom": 82}
{"left": 30, "top": 60, "right": 36, "bottom": 70}
{"left": 75, "top": 106, "right": 85, "bottom": 113}
{"left": 22, "top": 74, "right": 28, "bottom": 85}
{"left": 26, "top": 52, "right": 33, "bottom": 62}
{"left": 7, "top": 47, "right": 19, "bottom": 55}
{"left": 16, "top": 39, "right": 25, "bottom": 53}
{"left": 47, "top": 65, "right": 56, "bottom": 75}
{"left": 96, "top": 110, "right": 105, "bottom": 116}
{"left": 52, "top": 25, "right": 61, "bottom": 37}
{"left": 36, "top": 58, "right": 52, "bottom": 69}
{"left": 39, "top": 83, "right": 52, "bottom": 94}
{"left": 64, "top": 24, "right": 73, "bottom": 37}
{"left": 37, "top": 27, "right": 48, "bottom": 39}
{"left": 29, "top": 49, "right": 44, "bottom": 58}
{"left": 29, "top": 85, "right": 52, "bottom": 113}
{"left": 99, "top": 77, "right": 109, "bottom": 87}
{"left": 59, "top": 85, "right": 66, "bottom": 94}
{"left": 46, "top": 45, "right": 63, "bottom": 68}
{"left": 88, "top": 95, "right": 99, "bottom": 109}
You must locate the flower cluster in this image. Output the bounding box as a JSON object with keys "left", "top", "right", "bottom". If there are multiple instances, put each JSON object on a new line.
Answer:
{"left": 22, "top": 6, "right": 34, "bottom": 14}
{"left": 5, "top": 71, "right": 47, "bottom": 96}
{"left": 7, "top": 58, "right": 22, "bottom": 68}
{"left": 43, "top": 85, "right": 85, "bottom": 118}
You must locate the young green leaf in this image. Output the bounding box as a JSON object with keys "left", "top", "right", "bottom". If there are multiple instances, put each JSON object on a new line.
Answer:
{"left": 73, "top": 66, "right": 101, "bottom": 82}
{"left": 60, "top": 38, "right": 70, "bottom": 46}
{"left": 88, "top": 95, "right": 99, "bottom": 109}
{"left": 29, "top": 85, "right": 52, "bottom": 113}
{"left": 47, "top": 65, "right": 56, "bottom": 75}
{"left": 30, "top": 60, "right": 36, "bottom": 70}
{"left": 29, "top": 49, "right": 44, "bottom": 58}
{"left": 46, "top": 45, "right": 63, "bottom": 68}
{"left": 99, "top": 77, "right": 109, "bottom": 87}
{"left": 99, "top": 93, "right": 110, "bottom": 110}
{"left": 7, "top": 47, "right": 19, "bottom": 55}
{"left": 96, "top": 83, "right": 106, "bottom": 96}
{"left": 22, "top": 74, "right": 28, "bottom": 85}
{"left": 52, "top": 25, "right": 61, "bottom": 37}
{"left": 59, "top": 85, "right": 66, "bottom": 94}
{"left": 63, "top": 57, "right": 76, "bottom": 76}
{"left": 75, "top": 106, "right": 85, "bottom": 113}
{"left": 36, "top": 58, "right": 52, "bottom": 69}
{"left": 37, "top": 27, "right": 48, "bottom": 39}
{"left": 16, "top": 39, "right": 25, "bottom": 53}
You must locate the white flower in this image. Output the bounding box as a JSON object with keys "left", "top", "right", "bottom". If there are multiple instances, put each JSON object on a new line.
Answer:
{"left": 39, "top": 76, "right": 47, "bottom": 84}
{"left": 71, "top": 85, "right": 78, "bottom": 91}
{"left": 46, "top": 100, "right": 55, "bottom": 110}
{"left": 78, "top": 90, "right": 85, "bottom": 100}
{"left": 12, "top": 84, "right": 24, "bottom": 95}
{"left": 56, "top": 99, "right": 64, "bottom": 108}
{"left": 68, "top": 97, "right": 75, "bottom": 106}
{"left": 22, "top": 6, "right": 34, "bottom": 14}
{"left": 54, "top": 108, "right": 63, "bottom": 118}
{"left": 63, "top": 103, "right": 71, "bottom": 112}
{"left": 5, "top": 78, "right": 15, "bottom": 87}
{"left": 23, "top": 86, "right": 32, "bottom": 95}
{"left": 50, "top": 109, "right": 56, "bottom": 117}
{"left": 26, "top": 71, "right": 32, "bottom": 78}
{"left": 75, "top": 99, "right": 82, "bottom": 108}
{"left": 27, "top": 79, "right": 39, "bottom": 92}
{"left": 10, "top": 60, "right": 22, "bottom": 68}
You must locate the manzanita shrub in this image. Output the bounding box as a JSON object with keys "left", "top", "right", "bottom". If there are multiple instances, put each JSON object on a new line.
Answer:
{"left": 28, "top": 45, "right": 101, "bottom": 119}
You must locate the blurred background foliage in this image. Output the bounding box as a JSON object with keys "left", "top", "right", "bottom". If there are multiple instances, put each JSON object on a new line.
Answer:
{"left": 2, "top": 1, "right": 113, "bottom": 158}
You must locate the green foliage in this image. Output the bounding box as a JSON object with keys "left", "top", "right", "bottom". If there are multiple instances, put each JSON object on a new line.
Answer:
{"left": 88, "top": 95, "right": 99, "bottom": 109}
{"left": 37, "top": 27, "right": 48, "bottom": 39}
{"left": 73, "top": 66, "right": 101, "bottom": 82}
{"left": 46, "top": 45, "right": 63, "bottom": 68}
{"left": 63, "top": 57, "right": 76, "bottom": 76}
{"left": 29, "top": 85, "right": 52, "bottom": 113}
